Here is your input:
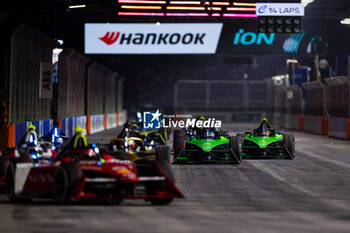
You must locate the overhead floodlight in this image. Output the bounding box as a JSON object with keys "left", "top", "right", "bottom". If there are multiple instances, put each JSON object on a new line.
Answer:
{"left": 68, "top": 4, "right": 86, "bottom": 9}
{"left": 340, "top": 18, "right": 350, "bottom": 25}
{"left": 301, "top": 0, "right": 314, "bottom": 7}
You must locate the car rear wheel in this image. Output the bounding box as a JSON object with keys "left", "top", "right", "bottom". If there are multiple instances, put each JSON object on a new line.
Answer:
{"left": 173, "top": 130, "right": 185, "bottom": 162}
{"left": 156, "top": 145, "right": 174, "bottom": 182}
{"left": 54, "top": 162, "right": 82, "bottom": 203}
{"left": 146, "top": 146, "right": 175, "bottom": 205}
{"left": 5, "top": 163, "right": 16, "bottom": 201}
{"left": 229, "top": 136, "right": 243, "bottom": 164}
{"left": 284, "top": 134, "right": 295, "bottom": 159}
{"left": 0, "top": 155, "right": 8, "bottom": 193}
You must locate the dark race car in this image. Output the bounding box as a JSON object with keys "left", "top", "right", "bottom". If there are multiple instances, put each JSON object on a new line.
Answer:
{"left": 2, "top": 126, "right": 183, "bottom": 205}
{"left": 109, "top": 122, "right": 166, "bottom": 154}
{"left": 108, "top": 123, "right": 178, "bottom": 190}
{"left": 173, "top": 127, "right": 242, "bottom": 164}
{"left": 40, "top": 121, "right": 68, "bottom": 150}
{"left": 238, "top": 118, "right": 295, "bottom": 159}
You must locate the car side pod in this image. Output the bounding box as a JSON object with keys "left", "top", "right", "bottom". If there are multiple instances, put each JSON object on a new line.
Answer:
{"left": 229, "top": 136, "right": 243, "bottom": 164}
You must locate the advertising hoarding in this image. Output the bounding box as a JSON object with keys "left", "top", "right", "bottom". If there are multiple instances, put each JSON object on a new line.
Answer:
{"left": 85, "top": 23, "right": 223, "bottom": 54}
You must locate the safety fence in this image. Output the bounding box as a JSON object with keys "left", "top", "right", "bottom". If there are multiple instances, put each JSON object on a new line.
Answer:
{"left": 1, "top": 25, "right": 127, "bottom": 148}
{"left": 58, "top": 51, "right": 122, "bottom": 118}
{"left": 272, "top": 76, "right": 350, "bottom": 139}
{"left": 58, "top": 49, "right": 89, "bottom": 118}
{"left": 9, "top": 24, "right": 56, "bottom": 123}
{"left": 325, "top": 76, "right": 350, "bottom": 138}
{"left": 174, "top": 80, "right": 270, "bottom": 110}
{"left": 4, "top": 111, "right": 128, "bottom": 146}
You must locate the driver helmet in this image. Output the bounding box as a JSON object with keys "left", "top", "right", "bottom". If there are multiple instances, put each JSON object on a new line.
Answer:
{"left": 73, "top": 126, "right": 88, "bottom": 149}
{"left": 54, "top": 136, "right": 64, "bottom": 147}
{"left": 209, "top": 131, "right": 215, "bottom": 139}
{"left": 23, "top": 123, "right": 39, "bottom": 147}
{"left": 262, "top": 130, "right": 269, "bottom": 137}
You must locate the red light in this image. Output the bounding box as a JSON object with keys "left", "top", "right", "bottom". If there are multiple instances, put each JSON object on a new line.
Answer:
{"left": 118, "top": 0, "right": 166, "bottom": 4}
{"left": 167, "top": 6, "right": 205, "bottom": 10}
{"left": 169, "top": 1, "right": 201, "bottom": 4}
{"left": 121, "top": 5, "right": 162, "bottom": 9}
{"left": 61, "top": 157, "right": 72, "bottom": 163}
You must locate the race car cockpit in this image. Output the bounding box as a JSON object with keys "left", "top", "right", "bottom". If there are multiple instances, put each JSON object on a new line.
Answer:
{"left": 41, "top": 122, "right": 67, "bottom": 150}
{"left": 253, "top": 118, "right": 276, "bottom": 137}
{"left": 58, "top": 126, "right": 102, "bottom": 161}
{"left": 18, "top": 123, "right": 53, "bottom": 161}
{"left": 196, "top": 128, "right": 221, "bottom": 140}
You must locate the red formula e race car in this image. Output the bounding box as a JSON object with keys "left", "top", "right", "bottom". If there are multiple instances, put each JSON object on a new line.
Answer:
{"left": 1, "top": 126, "right": 183, "bottom": 205}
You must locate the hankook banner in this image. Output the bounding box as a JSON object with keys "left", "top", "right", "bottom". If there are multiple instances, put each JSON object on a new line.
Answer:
{"left": 84, "top": 22, "right": 350, "bottom": 55}
{"left": 85, "top": 23, "right": 223, "bottom": 54}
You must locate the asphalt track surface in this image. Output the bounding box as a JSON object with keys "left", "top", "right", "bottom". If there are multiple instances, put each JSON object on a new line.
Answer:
{"left": 1, "top": 123, "right": 350, "bottom": 233}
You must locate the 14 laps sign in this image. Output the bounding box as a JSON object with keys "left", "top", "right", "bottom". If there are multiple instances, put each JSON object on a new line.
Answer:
{"left": 39, "top": 62, "right": 52, "bottom": 99}
{"left": 256, "top": 3, "right": 304, "bottom": 16}
{"left": 85, "top": 23, "right": 223, "bottom": 54}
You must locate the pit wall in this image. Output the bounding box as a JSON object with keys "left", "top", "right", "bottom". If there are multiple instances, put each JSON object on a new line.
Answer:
{"left": 6, "top": 110, "right": 127, "bottom": 145}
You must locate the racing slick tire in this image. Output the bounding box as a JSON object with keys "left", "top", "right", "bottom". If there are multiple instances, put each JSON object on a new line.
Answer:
{"left": 173, "top": 130, "right": 185, "bottom": 162}
{"left": 284, "top": 134, "right": 295, "bottom": 159}
{"left": 5, "top": 163, "right": 17, "bottom": 201}
{"left": 156, "top": 145, "right": 174, "bottom": 183}
{"left": 159, "top": 128, "right": 168, "bottom": 143}
{"left": 147, "top": 146, "right": 174, "bottom": 205}
{"left": 229, "top": 136, "right": 243, "bottom": 164}
{"left": 54, "top": 162, "right": 82, "bottom": 203}
{"left": 0, "top": 155, "right": 8, "bottom": 193}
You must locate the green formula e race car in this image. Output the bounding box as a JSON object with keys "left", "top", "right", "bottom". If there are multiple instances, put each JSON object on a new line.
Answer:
{"left": 173, "top": 128, "right": 242, "bottom": 164}
{"left": 238, "top": 118, "right": 295, "bottom": 159}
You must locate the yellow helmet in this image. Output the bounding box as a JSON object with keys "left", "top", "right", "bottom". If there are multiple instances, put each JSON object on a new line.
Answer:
{"left": 27, "top": 123, "right": 36, "bottom": 131}
{"left": 200, "top": 116, "right": 205, "bottom": 121}
{"left": 75, "top": 125, "right": 85, "bottom": 134}
{"left": 262, "top": 117, "right": 268, "bottom": 122}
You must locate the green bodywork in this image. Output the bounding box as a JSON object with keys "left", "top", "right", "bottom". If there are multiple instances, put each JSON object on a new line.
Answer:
{"left": 241, "top": 133, "right": 287, "bottom": 158}
{"left": 243, "top": 134, "right": 283, "bottom": 148}
{"left": 175, "top": 136, "right": 232, "bottom": 163}
{"left": 186, "top": 136, "right": 229, "bottom": 152}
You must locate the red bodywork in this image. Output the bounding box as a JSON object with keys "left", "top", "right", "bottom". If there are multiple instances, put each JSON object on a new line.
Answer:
{"left": 1, "top": 147, "right": 183, "bottom": 202}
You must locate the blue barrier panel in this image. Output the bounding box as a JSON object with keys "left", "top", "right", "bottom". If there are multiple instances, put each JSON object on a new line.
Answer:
{"left": 75, "top": 116, "right": 87, "bottom": 133}
{"left": 15, "top": 122, "right": 28, "bottom": 144}
{"left": 90, "top": 114, "right": 105, "bottom": 134}
{"left": 42, "top": 120, "right": 53, "bottom": 137}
